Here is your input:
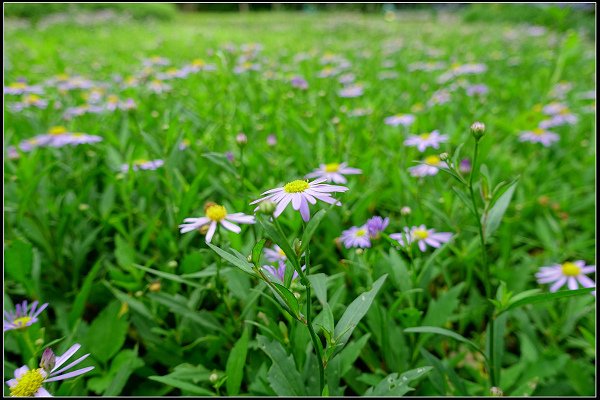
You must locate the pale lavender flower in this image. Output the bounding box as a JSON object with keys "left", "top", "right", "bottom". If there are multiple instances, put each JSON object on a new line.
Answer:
{"left": 366, "top": 216, "right": 389, "bottom": 237}
{"left": 267, "top": 134, "right": 277, "bottom": 146}
{"left": 409, "top": 155, "right": 445, "bottom": 177}
{"left": 8, "top": 94, "right": 48, "bottom": 112}
{"left": 542, "top": 102, "right": 569, "bottom": 116}
{"left": 348, "top": 108, "right": 372, "bottom": 117}
{"left": 4, "top": 300, "right": 48, "bottom": 332}
{"left": 390, "top": 225, "right": 453, "bottom": 252}
{"left": 404, "top": 130, "right": 448, "bottom": 152}
{"left": 18, "top": 126, "right": 73, "bottom": 150}
{"left": 225, "top": 151, "right": 235, "bottom": 162}
{"left": 338, "top": 73, "right": 356, "bottom": 84}
{"left": 317, "top": 66, "right": 340, "bottom": 78}
{"left": 428, "top": 89, "right": 451, "bottom": 107}
{"left": 338, "top": 84, "right": 364, "bottom": 98}
{"left": 290, "top": 76, "right": 308, "bottom": 90}
{"left": 179, "top": 203, "right": 255, "bottom": 243}
{"left": 4, "top": 82, "right": 44, "bottom": 95}
{"left": 536, "top": 261, "right": 595, "bottom": 294}
{"left": 408, "top": 61, "right": 446, "bottom": 72}
{"left": 384, "top": 113, "right": 415, "bottom": 127}
{"left": 236, "top": 133, "right": 248, "bottom": 144}
{"left": 143, "top": 56, "right": 170, "bottom": 67}
{"left": 120, "top": 159, "right": 164, "bottom": 173}
{"left": 550, "top": 81, "right": 573, "bottom": 99}
{"left": 233, "top": 62, "right": 261, "bottom": 74}
{"left": 6, "top": 343, "right": 94, "bottom": 397}
{"left": 538, "top": 113, "right": 578, "bottom": 129}
{"left": 305, "top": 162, "right": 362, "bottom": 184}
{"left": 466, "top": 84, "right": 489, "bottom": 97}
{"left": 437, "top": 63, "right": 487, "bottom": 84}
{"left": 264, "top": 245, "right": 287, "bottom": 263}
{"left": 63, "top": 133, "right": 103, "bottom": 146}
{"left": 340, "top": 225, "right": 371, "bottom": 248}
{"left": 148, "top": 80, "right": 172, "bottom": 94}
{"left": 251, "top": 178, "right": 348, "bottom": 222}
{"left": 519, "top": 128, "right": 559, "bottom": 146}
{"left": 179, "top": 139, "right": 191, "bottom": 150}
{"left": 7, "top": 146, "right": 20, "bottom": 160}
{"left": 262, "top": 260, "right": 305, "bottom": 283}
{"left": 459, "top": 158, "right": 472, "bottom": 173}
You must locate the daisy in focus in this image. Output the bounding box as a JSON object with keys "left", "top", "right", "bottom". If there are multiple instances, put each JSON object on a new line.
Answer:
{"left": 518, "top": 128, "right": 559, "bottom": 146}
{"left": 390, "top": 225, "right": 453, "bottom": 252}
{"left": 6, "top": 344, "right": 94, "bottom": 397}
{"left": 4, "top": 300, "right": 48, "bottom": 332}
{"left": 404, "top": 130, "right": 449, "bottom": 152}
{"left": 251, "top": 178, "right": 348, "bottom": 222}
{"left": 120, "top": 159, "right": 164, "bottom": 173}
{"left": 179, "top": 202, "right": 255, "bottom": 243}
{"left": 409, "top": 155, "right": 446, "bottom": 177}
{"left": 535, "top": 261, "right": 595, "bottom": 293}
{"left": 305, "top": 162, "right": 362, "bottom": 184}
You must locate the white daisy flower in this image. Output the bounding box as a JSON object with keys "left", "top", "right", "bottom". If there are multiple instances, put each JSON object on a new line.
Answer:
{"left": 535, "top": 261, "right": 595, "bottom": 293}
{"left": 179, "top": 203, "right": 255, "bottom": 243}
{"left": 305, "top": 162, "right": 362, "bottom": 184}
{"left": 390, "top": 224, "right": 453, "bottom": 252}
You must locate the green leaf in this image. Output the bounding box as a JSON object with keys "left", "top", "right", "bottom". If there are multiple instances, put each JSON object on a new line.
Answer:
{"left": 147, "top": 292, "right": 224, "bottom": 333}
{"left": 202, "top": 152, "right": 238, "bottom": 176}
{"left": 269, "top": 282, "right": 301, "bottom": 320}
{"left": 5, "top": 240, "right": 33, "bottom": 290}
{"left": 69, "top": 257, "right": 104, "bottom": 329}
{"left": 252, "top": 238, "right": 267, "bottom": 266}
{"left": 149, "top": 376, "right": 214, "bottom": 396}
{"left": 206, "top": 242, "right": 256, "bottom": 276}
{"left": 257, "top": 335, "right": 307, "bottom": 396}
{"left": 103, "top": 281, "right": 154, "bottom": 320}
{"left": 226, "top": 328, "right": 249, "bottom": 395}
{"left": 499, "top": 287, "right": 596, "bottom": 315}
{"left": 451, "top": 186, "right": 475, "bottom": 216}
{"left": 90, "top": 348, "right": 144, "bottom": 396}
{"left": 482, "top": 177, "right": 519, "bottom": 240}
{"left": 132, "top": 264, "right": 204, "bottom": 288}
{"left": 84, "top": 300, "right": 129, "bottom": 363}
{"left": 115, "top": 235, "right": 135, "bottom": 271}
{"left": 404, "top": 326, "right": 483, "bottom": 356}
{"left": 421, "top": 283, "right": 464, "bottom": 327}
{"left": 333, "top": 274, "right": 387, "bottom": 352}
{"left": 300, "top": 209, "right": 327, "bottom": 254}
{"left": 257, "top": 215, "right": 302, "bottom": 276}
{"left": 307, "top": 273, "right": 328, "bottom": 305}
{"left": 364, "top": 366, "right": 433, "bottom": 396}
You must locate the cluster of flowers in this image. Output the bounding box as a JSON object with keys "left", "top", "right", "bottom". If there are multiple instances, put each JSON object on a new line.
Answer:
{"left": 4, "top": 301, "right": 94, "bottom": 397}
{"left": 8, "top": 126, "right": 102, "bottom": 158}
{"left": 519, "top": 101, "right": 579, "bottom": 146}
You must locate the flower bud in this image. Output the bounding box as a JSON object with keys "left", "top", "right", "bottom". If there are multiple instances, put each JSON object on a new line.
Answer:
{"left": 149, "top": 281, "right": 161, "bottom": 292}
{"left": 293, "top": 239, "right": 303, "bottom": 257}
{"left": 267, "top": 134, "right": 277, "bottom": 146}
{"left": 236, "top": 132, "right": 247, "bottom": 145}
{"left": 470, "top": 121, "right": 486, "bottom": 140}
{"left": 257, "top": 200, "right": 276, "bottom": 216}
{"left": 40, "top": 348, "right": 56, "bottom": 372}
{"left": 439, "top": 152, "right": 449, "bottom": 161}
{"left": 400, "top": 206, "right": 412, "bottom": 216}
{"left": 209, "top": 372, "right": 219, "bottom": 383}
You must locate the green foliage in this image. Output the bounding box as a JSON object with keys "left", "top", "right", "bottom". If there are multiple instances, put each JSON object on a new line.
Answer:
{"left": 4, "top": 3, "right": 177, "bottom": 21}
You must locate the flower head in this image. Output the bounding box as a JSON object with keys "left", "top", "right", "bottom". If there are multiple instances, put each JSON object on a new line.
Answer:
{"left": 409, "top": 155, "right": 445, "bottom": 177}
{"left": 535, "top": 261, "right": 595, "bottom": 293}
{"left": 290, "top": 76, "right": 308, "bottom": 90}
{"left": 305, "top": 162, "right": 362, "bottom": 184}
{"left": 338, "top": 84, "right": 364, "bottom": 98}
{"left": 120, "top": 159, "right": 164, "bottom": 173}
{"left": 179, "top": 203, "right": 255, "bottom": 243}
{"left": 384, "top": 113, "right": 415, "bottom": 127}
{"left": 404, "top": 130, "right": 448, "bottom": 152}
{"left": 6, "top": 343, "right": 94, "bottom": 397}
{"left": 340, "top": 225, "right": 371, "bottom": 248}
{"left": 366, "top": 216, "right": 389, "bottom": 237}
{"left": 251, "top": 178, "right": 347, "bottom": 222}
{"left": 390, "top": 225, "right": 452, "bottom": 252}
{"left": 262, "top": 260, "right": 305, "bottom": 283}
{"left": 518, "top": 128, "right": 559, "bottom": 146}
{"left": 4, "top": 300, "right": 48, "bottom": 332}
{"left": 264, "top": 245, "right": 287, "bottom": 263}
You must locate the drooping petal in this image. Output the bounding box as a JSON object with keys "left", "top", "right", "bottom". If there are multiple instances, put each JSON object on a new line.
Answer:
{"left": 273, "top": 196, "right": 292, "bottom": 218}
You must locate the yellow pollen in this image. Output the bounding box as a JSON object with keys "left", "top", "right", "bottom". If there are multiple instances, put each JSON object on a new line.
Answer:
{"left": 356, "top": 229, "right": 367, "bottom": 237}
{"left": 424, "top": 155, "right": 440, "bottom": 165}
{"left": 10, "top": 82, "right": 27, "bottom": 89}
{"left": 284, "top": 180, "right": 309, "bottom": 193}
{"left": 12, "top": 316, "right": 33, "bottom": 329}
{"left": 206, "top": 204, "right": 227, "bottom": 222}
{"left": 419, "top": 133, "right": 431, "bottom": 140}
{"left": 561, "top": 262, "right": 581, "bottom": 277}
{"left": 324, "top": 163, "right": 340, "bottom": 172}
{"left": 414, "top": 229, "right": 429, "bottom": 240}
{"left": 559, "top": 108, "right": 570, "bottom": 115}
{"left": 532, "top": 128, "right": 545, "bottom": 136}
{"left": 10, "top": 368, "right": 45, "bottom": 397}
{"left": 48, "top": 126, "right": 67, "bottom": 135}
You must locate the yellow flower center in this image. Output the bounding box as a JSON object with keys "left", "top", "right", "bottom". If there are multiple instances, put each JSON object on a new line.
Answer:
{"left": 356, "top": 229, "right": 367, "bottom": 237}
{"left": 57, "top": 73, "right": 70, "bottom": 80}
{"left": 559, "top": 108, "right": 571, "bottom": 115}
{"left": 25, "top": 95, "right": 41, "bottom": 103}
{"left": 532, "top": 128, "right": 545, "bottom": 136}
{"left": 10, "top": 82, "right": 27, "bottom": 89}
{"left": 72, "top": 133, "right": 85, "bottom": 138}
{"left": 424, "top": 155, "right": 440, "bottom": 165}
{"left": 10, "top": 368, "right": 45, "bottom": 397}
{"left": 284, "top": 180, "right": 309, "bottom": 193}
{"left": 206, "top": 204, "right": 227, "bottom": 222}
{"left": 49, "top": 126, "right": 67, "bottom": 135}
{"left": 411, "top": 103, "right": 424, "bottom": 112}
{"left": 277, "top": 248, "right": 286, "bottom": 257}
{"left": 414, "top": 229, "right": 429, "bottom": 240}
{"left": 28, "top": 138, "right": 39, "bottom": 145}
{"left": 12, "top": 316, "right": 33, "bottom": 329}
{"left": 561, "top": 262, "right": 581, "bottom": 277}
{"left": 324, "top": 163, "right": 340, "bottom": 172}
{"left": 420, "top": 133, "right": 431, "bottom": 140}
{"left": 108, "top": 95, "right": 119, "bottom": 103}
{"left": 192, "top": 59, "right": 206, "bottom": 67}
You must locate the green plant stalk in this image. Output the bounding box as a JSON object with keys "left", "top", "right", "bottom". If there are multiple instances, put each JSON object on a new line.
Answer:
{"left": 468, "top": 139, "right": 497, "bottom": 388}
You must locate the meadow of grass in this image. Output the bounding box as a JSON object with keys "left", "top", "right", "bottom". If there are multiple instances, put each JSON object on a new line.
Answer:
{"left": 3, "top": 8, "right": 596, "bottom": 397}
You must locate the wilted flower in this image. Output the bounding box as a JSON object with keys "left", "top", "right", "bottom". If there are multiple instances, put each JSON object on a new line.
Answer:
{"left": 6, "top": 343, "right": 94, "bottom": 397}
{"left": 305, "top": 162, "right": 362, "bottom": 184}
{"left": 404, "top": 130, "right": 449, "bottom": 152}
{"left": 390, "top": 225, "right": 453, "bottom": 252}
{"left": 4, "top": 300, "right": 48, "bottom": 332}
{"left": 518, "top": 128, "right": 559, "bottom": 146}
{"left": 251, "top": 178, "right": 348, "bottom": 222}
{"left": 179, "top": 203, "right": 255, "bottom": 243}
{"left": 535, "top": 261, "right": 595, "bottom": 294}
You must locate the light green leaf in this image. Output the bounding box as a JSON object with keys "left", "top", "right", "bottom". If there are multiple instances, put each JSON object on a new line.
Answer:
{"left": 404, "top": 326, "right": 484, "bottom": 357}
{"left": 226, "top": 329, "right": 249, "bottom": 395}
{"left": 84, "top": 300, "right": 129, "bottom": 363}
{"left": 300, "top": 209, "right": 327, "bottom": 254}
{"left": 482, "top": 177, "right": 519, "bottom": 240}
{"left": 69, "top": 257, "right": 104, "bottom": 329}
{"left": 206, "top": 242, "right": 256, "bottom": 276}
{"left": 499, "top": 287, "right": 595, "bottom": 315}
{"left": 364, "top": 367, "right": 433, "bottom": 396}
{"left": 257, "top": 335, "right": 307, "bottom": 396}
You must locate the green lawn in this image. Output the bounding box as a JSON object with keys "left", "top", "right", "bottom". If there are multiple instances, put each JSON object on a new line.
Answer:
{"left": 4, "top": 9, "right": 596, "bottom": 397}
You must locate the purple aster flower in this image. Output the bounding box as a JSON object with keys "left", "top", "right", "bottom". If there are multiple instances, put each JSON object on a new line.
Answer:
{"left": 459, "top": 158, "right": 472, "bottom": 173}
{"left": 305, "top": 162, "right": 362, "bottom": 184}
{"left": 4, "top": 82, "right": 44, "bottom": 95}
{"left": 338, "top": 84, "right": 364, "bottom": 98}
{"left": 290, "top": 76, "right": 308, "bottom": 90}
{"left": 518, "top": 128, "right": 559, "bottom": 146}
{"left": 409, "top": 155, "right": 446, "bottom": 177}
{"left": 251, "top": 178, "right": 348, "bottom": 222}
{"left": 267, "top": 134, "right": 277, "bottom": 146}
{"left": 536, "top": 261, "right": 595, "bottom": 294}
{"left": 538, "top": 113, "right": 578, "bottom": 129}
{"left": 4, "top": 300, "right": 48, "bottom": 332}
{"left": 6, "top": 343, "right": 94, "bottom": 397}
{"left": 262, "top": 260, "right": 305, "bottom": 283}
{"left": 542, "top": 102, "right": 569, "bottom": 116}
{"left": 404, "top": 130, "right": 449, "bottom": 152}
{"left": 427, "top": 89, "right": 451, "bottom": 107}
{"left": 179, "top": 203, "right": 255, "bottom": 243}
{"left": 348, "top": 108, "right": 372, "bottom": 117}
{"left": 264, "top": 245, "right": 287, "bottom": 263}
{"left": 338, "top": 73, "right": 356, "bottom": 84}
{"left": 390, "top": 225, "right": 453, "bottom": 252}
{"left": 466, "top": 84, "right": 489, "bottom": 97}
{"left": 366, "top": 216, "right": 389, "bottom": 238}
{"left": 63, "top": 133, "right": 103, "bottom": 146}
{"left": 225, "top": 151, "right": 235, "bottom": 162}
{"left": 384, "top": 113, "right": 415, "bottom": 127}
{"left": 120, "top": 159, "right": 164, "bottom": 173}
{"left": 340, "top": 225, "right": 371, "bottom": 248}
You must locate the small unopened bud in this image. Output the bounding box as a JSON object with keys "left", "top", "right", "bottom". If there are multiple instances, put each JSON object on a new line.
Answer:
{"left": 40, "top": 348, "right": 56, "bottom": 372}
{"left": 209, "top": 372, "right": 219, "bottom": 383}
{"left": 257, "top": 200, "right": 276, "bottom": 215}
{"left": 149, "top": 281, "right": 161, "bottom": 292}
{"left": 167, "top": 260, "right": 178, "bottom": 268}
{"left": 400, "top": 206, "right": 412, "bottom": 216}
{"left": 236, "top": 132, "right": 247, "bottom": 145}
{"left": 293, "top": 239, "right": 303, "bottom": 257}
{"left": 439, "top": 152, "right": 449, "bottom": 161}
{"left": 470, "top": 121, "right": 486, "bottom": 140}
{"left": 490, "top": 386, "right": 503, "bottom": 396}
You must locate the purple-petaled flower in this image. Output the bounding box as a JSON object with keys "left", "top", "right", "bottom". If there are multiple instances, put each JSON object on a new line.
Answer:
{"left": 550, "top": 81, "right": 573, "bottom": 99}
{"left": 236, "top": 133, "right": 248, "bottom": 144}
{"left": 459, "top": 158, "right": 472, "bottom": 173}
{"left": 264, "top": 245, "right": 287, "bottom": 263}
{"left": 7, "top": 146, "right": 20, "bottom": 160}
{"left": 366, "top": 216, "right": 389, "bottom": 238}
{"left": 120, "top": 159, "right": 164, "bottom": 173}
{"left": 384, "top": 113, "right": 415, "bottom": 127}
{"left": 542, "top": 102, "right": 569, "bottom": 116}
{"left": 262, "top": 260, "right": 305, "bottom": 283}
{"left": 4, "top": 82, "right": 44, "bottom": 95}
{"left": 233, "top": 62, "right": 261, "bottom": 74}
{"left": 340, "top": 225, "right": 371, "bottom": 248}
{"left": 317, "top": 66, "right": 340, "bottom": 78}
{"left": 536, "top": 261, "right": 595, "bottom": 294}
{"left": 6, "top": 343, "right": 94, "bottom": 397}
{"left": 267, "top": 134, "right": 277, "bottom": 146}
{"left": 390, "top": 225, "right": 452, "bottom": 252}
{"left": 179, "top": 139, "right": 191, "bottom": 150}
{"left": 466, "top": 84, "right": 489, "bottom": 97}
{"left": 409, "top": 155, "right": 446, "bottom": 177}
{"left": 338, "top": 84, "right": 364, "bottom": 98}
{"left": 63, "top": 133, "right": 103, "bottom": 146}
{"left": 8, "top": 94, "right": 48, "bottom": 112}
{"left": 348, "top": 108, "right": 372, "bottom": 117}
{"left": 143, "top": 56, "right": 170, "bottom": 67}
{"left": 18, "top": 126, "right": 74, "bottom": 151}
{"left": 251, "top": 178, "right": 348, "bottom": 222}
{"left": 290, "top": 76, "right": 308, "bottom": 90}
{"left": 538, "top": 113, "right": 578, "bottom": 129}
{"left": 225, "top": 151, "right": 235, "bottom": 162}
{"left": 428, "top": 89, "right": 451, "bottom": 107}
{"left": 4, "top": 300, "right": 48, "bottom": 332}
{"left": 179, "top": 203, "right": 255, "bottom": 243}
{"left": 404, "top": 130, "right": 448, "bottom": 152}
{"left": 305, "top": 162, "right": 362, "bottom": 184}
{"left": 518, "top": 128, "right": 559, "bottom": 146}
{"left": 338, "top": 73, "right": 355, "bottom": 84}
{"left": 149, "top": 80, "right": 172, "bottom": 94}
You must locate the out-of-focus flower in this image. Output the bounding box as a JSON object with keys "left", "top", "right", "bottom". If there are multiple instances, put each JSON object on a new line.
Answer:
{"left": 459, "top": 158, "right": 472, "bottom": 173}
{"left": 4, "top": 81, "right": 44, "bottom": 95}
{"left": 384, "top": 113, "right": 415, "bottom": 127}
{"left": 536, "top": 261, "right": 595, "bottom": 294}
{"left": 3, "top": 300, "right": 48, "bottom": 332}
{"left": 538, "top": 112, "right": 578, "bottom": 129}
{"left": 390, "top": 225, "right": 452, "bottom": 252}
{"left": 409, "top": 155, "right": 445, "bottom": 177}
{"left": 267, "top": 134, "right": 277, "bottom": 146}
{"left": 148, "top": 80, "right": 172, "bottom": 94}
{"left": 404, "top": 130, "right": 448, "bottom": 152}
{"left": 366, "top": 216, "right": 389, "bottom": 238}
{"left": 427, "top": 89, "right": 451, "bottom": 106}
{"left": 120, "top": 159, "right": 164, "bottom": 173}
{"left": 264, "top": 245, "right": 288, "bottom": 263}
{"left": 338, "top": 84, "right": 364, "bottom": 98}
{"left": 142, "top": 56, "right": 170, "bottom": 67}
{"left": 290, "top": 76, "right": 308, "bottom": 90}
{"left": 518, "top": 128, "right": 559, "bottom": 146}
{"left": 340, "top": 225, "right": 371, "bottom": 248}
{"left": 466, "top": 84, "right": 489, "bottom": 97}
{"left": 236, "top": 133, "right": 248, "bottom": 145}
{"left": 305, "top": 162, "right": 362, "bottom": 184}
{"left": 8, "top": 94, "right": 48, "bottom": 112}
{"left": 179, "top": 203, "right": 255, "bottom": 243}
